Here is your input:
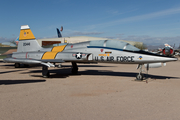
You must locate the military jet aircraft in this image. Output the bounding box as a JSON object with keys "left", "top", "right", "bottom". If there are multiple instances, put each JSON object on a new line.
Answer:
{"left": 157, "top": 43, "right": 175, "bottom": 56}
{"left": 3, "top": 25, "right": 178, "bottom": 80}
{"left": 150, "top": 43, "right": 180, "bottom": 57}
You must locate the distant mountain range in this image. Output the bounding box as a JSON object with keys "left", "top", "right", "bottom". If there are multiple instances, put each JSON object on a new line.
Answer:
{"left": 147, "top": 44, "right": 180, "bottom": 51}
{"left": 147, "top": 45, "right": 165, "bottom": 51}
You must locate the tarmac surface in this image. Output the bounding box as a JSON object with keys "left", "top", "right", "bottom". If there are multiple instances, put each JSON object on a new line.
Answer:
{"left": 0, "top": 60, "right": 180, "bottom": 120}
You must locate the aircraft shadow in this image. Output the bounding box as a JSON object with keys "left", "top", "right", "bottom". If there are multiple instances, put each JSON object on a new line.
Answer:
{"left": 0, "top": 64, "right": 42, "bottom": 68}
{"left": 0, "top": 79, "right": 46, "bottom": 85}
{"left": 79, "top": 70, "right": 180, "bottom": 79}
{"left": 26, "top": 69, "right": 180, "bottom": 80}
{"left": 27, "top": 69, "right": 72, "bottom": 78}
{"left": 0, "top": 70, "right": 25, "bottom": 74}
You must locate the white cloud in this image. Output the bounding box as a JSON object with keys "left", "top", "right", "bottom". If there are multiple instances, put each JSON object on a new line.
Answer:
{"left": 104, "top": 34, "right": 180, "bottom": 46}
{"left": 116, "top": 7, "right": 180, "bottom": 22}
{"left": 66, "top": 31, "right": 104, "bottom": 36}
{"left": 93, "top": 7, "right": 180, "bottom": 28}
{"left": 107, "top": 10, "right": 121, "bottom": 15}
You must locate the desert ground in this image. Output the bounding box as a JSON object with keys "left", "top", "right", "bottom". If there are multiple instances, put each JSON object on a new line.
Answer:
{"left": 0, "top": 60, "right": 180, "bottom": 120}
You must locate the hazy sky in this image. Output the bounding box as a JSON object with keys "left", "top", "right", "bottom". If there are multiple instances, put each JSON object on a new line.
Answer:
{"left": 1, "top": 0, "right": 180, "bottom": 45}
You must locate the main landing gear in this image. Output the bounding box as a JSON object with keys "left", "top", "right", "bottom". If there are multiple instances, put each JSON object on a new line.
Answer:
{"left": 136, "top": 64, "right": 149, "bottom": 82}
{"left": 14, "top": 63, "right": 29, "bottom": 68}
{"left": 42, "top": 62, "right": 79, "bottom": 78}
{"left": 42, "top": 66, "right": 49, "bottom": 78}
{"left": 15, "top": 63, "right": 20, "bottom": 68}
{"left": 71, "top": 62, "right": 78, "bottom": 74}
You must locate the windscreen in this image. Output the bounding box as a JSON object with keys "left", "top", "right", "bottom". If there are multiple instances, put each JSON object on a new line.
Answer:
{"left": 89, "top": 40, "right": 140, "bottom": 51}
{"left": 106, "top": 40, "right": 140, "bottom": 51}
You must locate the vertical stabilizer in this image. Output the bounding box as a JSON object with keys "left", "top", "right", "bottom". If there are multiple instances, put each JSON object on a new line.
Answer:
{"left": 17, "top": 25, "right": 42, "bottom": 52}
{"left": 57, "top": 28, "right": 62, "bottom": 38}
{"left": 19, "top": 25, "right": 35, "bottom": 40}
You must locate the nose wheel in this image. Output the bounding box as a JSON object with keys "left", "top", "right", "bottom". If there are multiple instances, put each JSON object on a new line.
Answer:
{"left": 136, "top": 64, "right": 145, "bottom": 81}
{"left": 136, "top": 73, "right": 144, "bottom": 80}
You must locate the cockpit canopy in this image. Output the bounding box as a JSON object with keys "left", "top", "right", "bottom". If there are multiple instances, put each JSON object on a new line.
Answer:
{"left": 89, "top": 40, "right": 140, "bottom": 51}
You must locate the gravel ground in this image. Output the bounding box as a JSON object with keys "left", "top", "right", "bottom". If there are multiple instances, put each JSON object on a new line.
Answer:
{"left": 0, "top": 60, "right": 180, "bottom": 120}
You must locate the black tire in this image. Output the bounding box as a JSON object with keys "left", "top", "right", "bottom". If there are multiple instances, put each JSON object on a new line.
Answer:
{"left": 15, "top": 63, "right": 20, "bottom": 68}
{"left": 136, "top": 73, "right": 144, "bottom": 80}
{"left": 71, "top": 68, "right": 78, "bottom": 74}
{"left": 42, "top": 71, "right": 49, "bottom": 78}
{"left": 24, "top": 64, "right": 29, "bottom": 68}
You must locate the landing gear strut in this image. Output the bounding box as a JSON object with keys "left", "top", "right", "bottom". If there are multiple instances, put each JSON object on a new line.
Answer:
{"left": 136, "top": 64, "right": 150, "bottom": 82}
{"left": 42, "top": 66, "right": 49, "bottom": 78}
{"left": 136, "top": 64, "right": 144, "bottom": 80}
{"left": 71, "top": 62, "right": 78, "bottom": 74}
{"left": 136, "top": 73, "right": 144, "bottom": 80}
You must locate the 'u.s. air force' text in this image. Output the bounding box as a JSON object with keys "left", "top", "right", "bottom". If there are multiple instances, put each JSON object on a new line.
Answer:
{"left": 95, "top": 56, "right": 134, "bottom": 62}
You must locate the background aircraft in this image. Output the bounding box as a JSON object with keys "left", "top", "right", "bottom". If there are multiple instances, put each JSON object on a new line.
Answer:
{"left": 57, "top": 26, "right": 63, "bottom": 38}
{"left": 0, "top": 37, "right": 18, "bottom": 59}
{"left": 4, "top": 25, "right": 178, "bottom": 80}
{"left": 152, "top": 43, "right": 180, "bottom": 56}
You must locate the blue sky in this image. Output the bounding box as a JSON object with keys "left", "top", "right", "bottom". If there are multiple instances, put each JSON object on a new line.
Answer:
{"left": 1, "top": 0, "right": 180, "bottom": 45}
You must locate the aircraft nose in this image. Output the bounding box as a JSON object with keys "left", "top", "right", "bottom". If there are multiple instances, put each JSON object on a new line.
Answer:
{"left": 168, "top": 57, "right": 178, "bottom": 61}
{"left": 156, "top": 56, "right": 178, "bottom": 62}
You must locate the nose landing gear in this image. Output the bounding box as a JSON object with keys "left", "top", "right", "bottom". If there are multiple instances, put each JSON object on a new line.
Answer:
{"left": 136, "top": 64, "right": 144, "bottom": 80}
{"left": 136, "top": 64, "right": 149, "bottom": 83}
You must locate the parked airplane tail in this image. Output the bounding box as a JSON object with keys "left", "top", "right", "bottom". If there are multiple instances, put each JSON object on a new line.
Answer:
{"left": 17, "top": 25, "right": 42, "bottom": 52}
{"left": 15, "top": 37, "right": 19, "bottom": 45}
{"left": 56, "top": 28, "right": 62, "bottom": 38}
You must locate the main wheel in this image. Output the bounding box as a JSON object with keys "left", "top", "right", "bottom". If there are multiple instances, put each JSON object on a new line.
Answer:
{"left": 15, "top": 63, "right": 20, "bottom": 68}
{"left": 24, "top": 64, "right": 29, "bottom": 68}
{"left": 71, "top": 68, "right": 78, "bottom": 74}
{"left": 42, "top": 71, "right": 49, "bottom": 78}
{"left": 71, "top": 62, "right": 78, "bottom": 75}
{"left": 136, "top": 73, "right": 144, "bottom": 80}
{"left": 42, "top": 66, "right": 49, "bottom": 78}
